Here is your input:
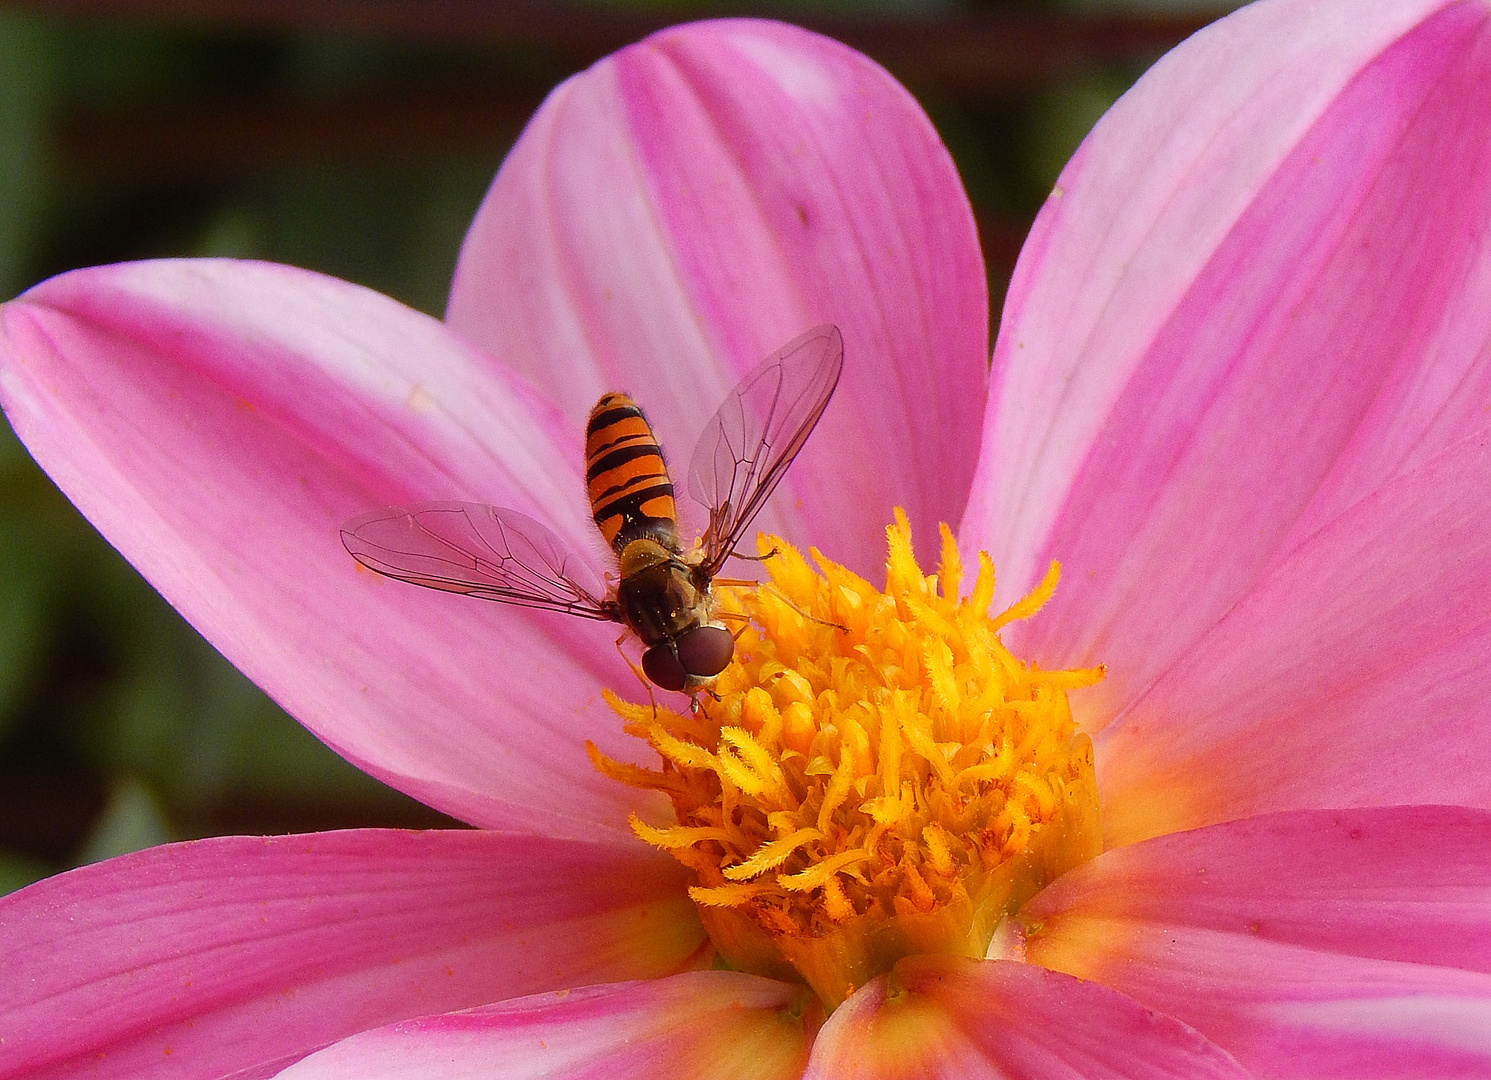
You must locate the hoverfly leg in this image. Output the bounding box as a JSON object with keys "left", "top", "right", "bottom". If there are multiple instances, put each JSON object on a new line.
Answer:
{"left": 614, "top": 632, "right": 659, "bottom": 718}
{"left": 727, "top": 544, "right": 779, "bottom": 563}
{"left": 688, "top": 687, "right": 721, "bottom": 714}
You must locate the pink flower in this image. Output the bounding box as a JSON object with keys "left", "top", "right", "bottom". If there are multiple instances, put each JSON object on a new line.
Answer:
{"left": 4, "top": 2, "right": 1491, "bottom": 1077}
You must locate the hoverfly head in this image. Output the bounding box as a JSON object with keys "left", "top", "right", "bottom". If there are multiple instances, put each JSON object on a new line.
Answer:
{"left": 642, "top": 624, "right": 734, "bottom": 691}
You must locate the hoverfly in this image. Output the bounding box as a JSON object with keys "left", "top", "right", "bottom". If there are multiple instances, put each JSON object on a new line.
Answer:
{"left": 341, "top": 324, "right": 843, "bottom": 693}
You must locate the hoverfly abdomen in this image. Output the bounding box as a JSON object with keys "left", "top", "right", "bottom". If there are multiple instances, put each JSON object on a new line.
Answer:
{"left": 585, "top": 393, "right": 680, "bottom": 554}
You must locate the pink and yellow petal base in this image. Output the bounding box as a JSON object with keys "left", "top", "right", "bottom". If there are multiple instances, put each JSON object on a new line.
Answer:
{"left": 0, "top": 829, "right": 704, "bottom": 1080}
{"left": 273, "top": 971, "right": 812, "bottom": 1080}
{"left": 1096, "top": 433, "right": 1491, "bottom": 846}
{"left": 802, "top": 955, "right": 1248, "bottom": 1079}
{"left": 1024, "top": 807, "right": 1491, "bottom": 1078}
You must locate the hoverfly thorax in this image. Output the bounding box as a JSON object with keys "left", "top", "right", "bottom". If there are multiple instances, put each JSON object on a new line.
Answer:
{"left": 341, "top": 325, "right": 844, "bottom": 694}
{"left": 613, "top": 538, "right": 701, "bottom": 641}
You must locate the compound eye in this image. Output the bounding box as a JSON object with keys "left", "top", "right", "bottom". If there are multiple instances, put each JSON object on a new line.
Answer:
{"left": 676, "top": 624, "right": 735, "bottom": 680}
{"left": 641, "top": 645, "right": 688, "bottom": 692}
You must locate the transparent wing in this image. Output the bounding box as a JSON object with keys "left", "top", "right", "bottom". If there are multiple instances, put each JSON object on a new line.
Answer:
{"left": 341, "top": 501, "right": 616, "bottom": 620}
{"left": 688, "top": 324, "right": 844, "bottom": 576}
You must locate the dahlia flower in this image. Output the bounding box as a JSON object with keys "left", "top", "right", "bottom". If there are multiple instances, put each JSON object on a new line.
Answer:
{"left": 4, "top": 2, "right": 1491, "bottom": 1077}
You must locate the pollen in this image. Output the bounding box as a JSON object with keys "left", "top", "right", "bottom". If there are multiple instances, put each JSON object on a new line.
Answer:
{"left": 589, "top": 509, "right": 1103, "bottom": 1010}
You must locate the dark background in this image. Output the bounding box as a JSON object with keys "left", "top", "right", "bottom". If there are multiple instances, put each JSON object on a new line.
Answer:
{"left": 0, "top": 0, "right": 1233, "bottom": 893}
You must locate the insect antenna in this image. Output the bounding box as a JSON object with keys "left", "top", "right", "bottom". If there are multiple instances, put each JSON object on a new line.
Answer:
{"left": 713, "top": 577, "right": 849, "bottom": 634}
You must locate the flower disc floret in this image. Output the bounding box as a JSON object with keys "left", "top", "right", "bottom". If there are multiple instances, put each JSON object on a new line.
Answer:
{"left": 592, "top": 510, "right": 1103, "bottom": 1009}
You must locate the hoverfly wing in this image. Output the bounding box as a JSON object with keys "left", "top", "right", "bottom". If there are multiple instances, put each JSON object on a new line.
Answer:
{"left": 341, "top": 501, "right": 615, "bottom": 620}
{"left": 688, "top": 324, "right": 843, "bottom": 575}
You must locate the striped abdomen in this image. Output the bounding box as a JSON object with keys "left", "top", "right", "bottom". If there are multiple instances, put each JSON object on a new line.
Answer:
{"left": 585, "top": 392, "right": 679, "bottom": 553}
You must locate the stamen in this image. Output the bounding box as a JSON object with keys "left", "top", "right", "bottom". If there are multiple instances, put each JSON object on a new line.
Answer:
{"left": 591, "top": 509, "right": 1104, "bottom": 1010}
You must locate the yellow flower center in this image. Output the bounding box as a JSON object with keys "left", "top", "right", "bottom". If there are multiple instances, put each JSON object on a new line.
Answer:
{"left": 590, "top": 509, "right": 1103, "bottom": 1010}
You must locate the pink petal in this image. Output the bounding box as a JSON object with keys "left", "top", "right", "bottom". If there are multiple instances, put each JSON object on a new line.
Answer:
{"left": 1095, "top": 433, "right": 1491, "bottom": 845}
{"left": 963, "top": 0, "right": 1491, "bottom": 724}
{"left": 273, "top": 971, "right": 809, "bottom": 1080}
{"left": 0, "top": 830, "right": 705, "bottom": 1080}
{"left": 1025, "top": 809, "right": 1491, "bottom": 1078}
{"left": 0, "top": 259, "right": 661, "bottom": 835}
{"left": 802, "top": 955, "right": 1247, "bottom": 1079}
{"left": 448, "top": 19, "right": 988, "bottom": 571}
{"left": 1035, "top": 932, "right": 1491, "bottom": 1080}
{"left": 1025, "top": 807, "right": 1491, "bottom": 979}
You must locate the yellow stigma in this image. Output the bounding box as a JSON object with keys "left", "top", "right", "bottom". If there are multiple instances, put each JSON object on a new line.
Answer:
{"left": 590, "top": 509, "right": 1103, "bottom": 1010}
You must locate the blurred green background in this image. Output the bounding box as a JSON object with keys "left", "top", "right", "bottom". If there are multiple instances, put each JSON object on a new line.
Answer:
{"left": 0, "top": 0, "right": 1239, "bottom": 894}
